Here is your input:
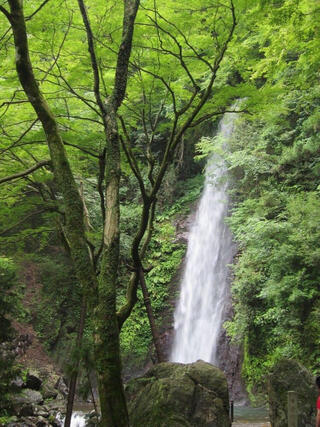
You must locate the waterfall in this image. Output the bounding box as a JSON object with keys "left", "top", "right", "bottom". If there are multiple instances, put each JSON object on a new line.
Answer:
{"left": 69, "top": 413, "right": 86, "bottom": 427}
{"left": 170, "top": 111, "right": 236, "bottom": 365}
{"left": 59, "top": 412, "right": 86, "bottom": 427}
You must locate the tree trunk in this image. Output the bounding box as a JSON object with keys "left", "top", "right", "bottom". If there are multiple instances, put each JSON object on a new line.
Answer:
{"left": 65, "top": 298, "right": 87, "bottom": 427}
{"left": 139, "top": 268, "right": 165, "bottom": 363}
{"left": 5, "top": 1, "right": 128, "bottom": 424}
{"left": 92, "top": 1, "right": 140, "bottom": 422}
{"left": 88, "top": 370, "right": 98, "bottom": 414}
{"left": 94, "top": 115, "right": 129, "bottom": 426}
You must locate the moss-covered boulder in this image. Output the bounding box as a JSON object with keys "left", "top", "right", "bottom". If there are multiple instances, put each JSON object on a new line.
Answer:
{"left": 11, "top": 389, "right": 43, "bottom": 416}
{"left": 268, "top": 359, "right": 317, "bottom": 427}
{"left": 126, "top": 360, "right": 231, "bottom": 427}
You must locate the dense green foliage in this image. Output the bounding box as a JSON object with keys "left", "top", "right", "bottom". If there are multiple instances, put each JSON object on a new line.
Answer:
{"left": 120, "top": 173, "right": 203, "bottom": 369}
{"left": 0, "top": 257, "right": 19, "bottom": 341}
{"left": 226, "top": 97, "right": 320, "bottom": 397}
{"left": 0, "top": 0, "right": 319, "bottom": 409}
{"left": 192, "top": 0, "right": 320, "bottom": 399}
{"left": 1, "top": 0, "right": 235, "bottom": 377}
{"left": 0, "top": 257, "right": 21, "bottom": 415}
{"left": 224, "top": 0, "right": 320, "bottom": 398}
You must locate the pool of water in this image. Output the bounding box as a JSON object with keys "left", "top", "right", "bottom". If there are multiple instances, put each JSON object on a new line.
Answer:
{"left": 234, "top": 406, "right": 269, "bottom": 422}
{"left": 66, "top": 403, "right": 270, "bottom": 424}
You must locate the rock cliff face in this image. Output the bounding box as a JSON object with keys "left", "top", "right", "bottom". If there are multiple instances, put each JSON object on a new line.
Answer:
{"left": 216, "top": 326, "right": 247, "bottom": 404}
{"left": 215, "top": 293, "right": 248, "bottom": 404}
{"left": 268, "top": 359, "right": 317, "bottom": 427}
{"left": 126, "top": 360, "right": 231, "bottom": 427}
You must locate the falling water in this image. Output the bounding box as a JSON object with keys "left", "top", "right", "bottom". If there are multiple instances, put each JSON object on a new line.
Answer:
{"left": 170, "top": 111, "right": 236, "bottom": 365}
{"left": 69, "top": 413, "right": 86, "bottom": 427}
{"left": 59, "top": 412, "right": 86, "bottom": 427}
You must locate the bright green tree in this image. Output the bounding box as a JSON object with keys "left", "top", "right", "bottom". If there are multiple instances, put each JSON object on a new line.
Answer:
{"left": 0, "top": 0, "right": 240, "bottom": 423}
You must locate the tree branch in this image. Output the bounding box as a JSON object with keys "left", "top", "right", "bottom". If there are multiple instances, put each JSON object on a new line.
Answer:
{"left": 0, "top": 209, "right": 47, "bottom": 236}
{"left": 0, "top": 119, "right": 39, "bottom": 155}
{"left": 111, "top": 0, "right": 140, "bottom": 110}
{"left": 63, "top": 140, "right": 100, "bottom": 158}
{"left": 0, "top": 160, "right": 51, "bottom": 184}
{"left": 0, "top": 5, "right": 12, "bottom": 21}
{"left": 25, "top": 0, "right": 51, "bottom": 21}
{"left": 188, "top": 109, "right": 249, "bottom": 128}
{"left": 118, "top": 115, "right": 147, "bottom": 199}
{"left": 147, "top": 14, "right": 199, "bottom": 91}
{"left": 77, "top": 0, "right": 106, "bottom": 116}
{"left": 150, "top": 0, "right": 237, "bottom": 200}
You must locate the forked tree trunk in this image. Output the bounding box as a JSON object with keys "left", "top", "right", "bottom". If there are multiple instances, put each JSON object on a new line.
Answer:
{"left": 5, "top": 2, "right": 131, "bottom": 425}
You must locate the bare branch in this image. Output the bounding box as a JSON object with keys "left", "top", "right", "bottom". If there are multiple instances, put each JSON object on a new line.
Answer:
{"left": 56, "top": 114, "right": 103, "bottom": 125}
{"left": 134, "top": 62, "right": 177, "bottom": 113}
{"left": 0, "top": 209, "right": 46, "bottom": 236}
{"left": 55, "top": 63, "right": 102, "bottom": 116}
{"left": 40, "top": 15, "right": 72, "bottom": 83}
{"left": 118, "top": 115, "right": 147, "bottom": 198}
{"left": 0, "top": 89, "right": 27, "bottom": 120}
{"left": 25, "top": 0, "right": 51, "bottom": 21}
{"left": 0, "top": 119, "right": 39, "bottom": 155}
{"left": 77, "top": 0, "right": 106, "bottom": 116}
{"left": 0, "top": 99, "right": 29, "bottom": 109}
{"left": 150, "top": 0, "right": 237, "bottom": 200}
{"left": 147, "top": 14, "right": 199, "bottom": 91}
{"left": 188, "top": 109, "right": 250, "bottom": 128}
{"left": 0, "top": 5, "right": 11, "bottom": 21}
{"left": 0, "top": 160, "right": 51, "bottom": 185}
{"left": 63, "top": 140, "right": 100, "bottom": 158}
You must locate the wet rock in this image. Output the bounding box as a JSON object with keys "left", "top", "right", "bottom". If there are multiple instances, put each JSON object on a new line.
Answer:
{"left": 268, "top": 358, "right": 317, "bottom": 427}
{"left": 216, "top": 317, "right": 248, "bottom": 404}
{"left": 174, "top": 212, "right": 195, "bottom": 244}
{"left": 126, "top": 360, "right": 231, "bottom": 427}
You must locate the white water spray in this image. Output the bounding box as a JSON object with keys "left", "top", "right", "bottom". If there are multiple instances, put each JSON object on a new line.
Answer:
{"left": 69, "top": 413, "right": 86, "bottom": 427}
{"left": 170, "top": 112, "right": 236, "bottom": 365}
{"left": 59, "top": 412, "right": 86, "bottom": 427}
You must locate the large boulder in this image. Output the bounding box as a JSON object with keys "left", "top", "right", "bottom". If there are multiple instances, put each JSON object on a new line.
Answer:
{"left": 268, "top": 358, "right": 317, "bottom": 427}
{"left": 11, "top": 389, "right": 44, "bottom": 416}
{"left": 126, "top": 360, "right": 231, "bottom": 427}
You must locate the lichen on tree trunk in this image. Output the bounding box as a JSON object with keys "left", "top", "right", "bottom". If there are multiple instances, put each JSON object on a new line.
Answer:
{"left": 94, "top": 117, "right": 129, "bottom": 425}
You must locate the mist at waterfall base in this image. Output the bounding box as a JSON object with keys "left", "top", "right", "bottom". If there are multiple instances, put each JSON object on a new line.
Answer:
{"left": 68, "top": 413, "right": 86, "bottom": 427}
{"left": 59, "top": 412, "right": 86, "bottom": 427}
{"left": 170, "top": 112, "right": 235, "bottom": 366}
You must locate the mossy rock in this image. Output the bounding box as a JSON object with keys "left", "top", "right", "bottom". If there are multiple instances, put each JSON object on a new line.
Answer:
{"left": 126, "top": 360, "right": 231, "bottom": 427}
{"left": 268, "top": 358, "right": 317, "bottom": 427}
{"left": 11, "top": 389, "right": 43, "bottom": 416}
